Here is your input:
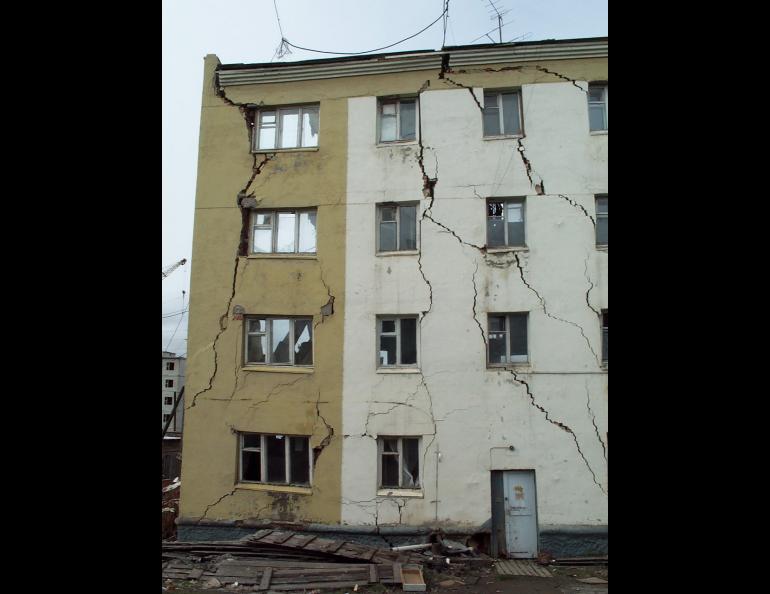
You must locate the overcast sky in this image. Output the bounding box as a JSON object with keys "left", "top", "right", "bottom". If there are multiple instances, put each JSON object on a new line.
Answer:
{"left": 161, "top": 0, "right": 608, "bottom": 356}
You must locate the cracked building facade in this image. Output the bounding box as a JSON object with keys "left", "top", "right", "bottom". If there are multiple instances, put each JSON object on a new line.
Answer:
{"left": 179, "top": 37, "right": 608, "bottom": 558}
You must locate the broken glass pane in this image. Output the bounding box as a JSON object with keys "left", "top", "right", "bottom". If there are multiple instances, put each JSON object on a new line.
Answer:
{"left": 502, "top": 93, "right": 521, "bottom": 135}
{"left": 289, "top": 437, "right": 310, "bottom": 485}
{"left": 489, "top": 332, "right": 507, "bottom": 364}
{"left": 402, "top": 438, "right": 420, "bottom": 487}
{"left": 298, "top": 211, "right": 317, "bottom": 252}
{"left": 381, "top": 453, "right": 399, "bottom": 487}
{"left": 380, "top": 335, "right": 397, "bottom": 366}
{"left": 301, "top": 107, "right": 319, "bottom": 147}
{"left": 400, "top": 318, "right": 417, "bottom": 365}
{"left": 242, "top": 450, "right": 261, "bottom": 481}
{"left": 379, "top": 221, "right": 397, "bottom": 252}
{"left": 276, "top": 213, "right": 296, "bottom": 252}
{"left": 253, "top": 228, "right": 272, "bottom": 253}
{"left": 279, "top": 108, "right": 300, "bottom": 148}
{"left": 293, "top": 319, "right": 313, "bottom": 365}
{"left": 243, "top": 434, "right": 261, "bottom": 449}
{"left": 255, "top": 213, "right": 273, "bottom": 226}
{"left": 266, "top": 435, "right": 286, "bottom": 483}
{"left": 271, "top": 319, "right": 291, "bottom": 363}
{"left": 399, "top": 206, "right": 417, "bottom": 250}
{"left": 247, "top": 334, "right": 267, "bottom": 363}
{"left": 399, "top": 100, "right": 416, "bottom": 140}
{"left": 508, "top": 314, "right": 528, "bottom": 361}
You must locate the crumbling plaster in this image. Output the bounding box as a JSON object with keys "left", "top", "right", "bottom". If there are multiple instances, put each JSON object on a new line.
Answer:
{"left": 341, "top": 64, "right": 607, "bottom": 531}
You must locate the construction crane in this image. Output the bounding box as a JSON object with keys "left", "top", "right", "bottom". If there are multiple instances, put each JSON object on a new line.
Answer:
{"left": 162, "top": 258, "right": 187, "bottom": 279}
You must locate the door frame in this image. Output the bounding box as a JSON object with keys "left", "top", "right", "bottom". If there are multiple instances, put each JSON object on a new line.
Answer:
{"left": 490, "top": 469, "right": 539, "bottom": 558}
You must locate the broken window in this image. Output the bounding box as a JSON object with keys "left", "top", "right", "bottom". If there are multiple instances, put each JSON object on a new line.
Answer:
{"left": 487, "top": 313, "right": 528, "bottom": 365}
{"left": 602, "top": 310, "right": 608, "bottom": 364}
{"left": 595, "top": 196, "right": 608, "bottom": 246}
{"left": 487, "top": 198, "right": 525, "bottom": 247}
{"left": 164, "top": 396, "right": 173, "bottom": 406}
{"left": 378, "top": 437, "right": 420, "bottom": 489}
{"left": 377, "top": 316, "right": 418, "bottom": 367}
{"left": 483, "top": 91, "right": 522, "bottom": 137}
{"left": 245, "top": 317, "right": 313, "bottom": 367}
{"left": 166, "top": 361, "right": 175, "bottom": 371}
{"left": 378, "top": 98, "right": 417, "bottom": 143}
{"left": 250, "top": 209, "right": 317, "bottom": 254}
{"left": 256, "top": 105, "right": 320, "bottom": 150}
{"left": 164, "top": 379, "right": 174, "bottom": 388}
{"left": 377, "top": 203, "right": 418, "bottom": 252}
{"left": 239, "top": 433, "right": 311, "bottom": 486}
{"left": 588, "top": 84, "right": 608, "bottom": 131}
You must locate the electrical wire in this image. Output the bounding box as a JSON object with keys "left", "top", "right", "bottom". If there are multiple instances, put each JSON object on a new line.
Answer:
{"left": 279, "top": 5, "right": 448, "bottom": 56}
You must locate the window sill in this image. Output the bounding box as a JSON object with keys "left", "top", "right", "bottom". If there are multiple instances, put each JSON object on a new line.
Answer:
{"left": 376, "top": 250, "right": 420, "bottom": 257}
{"left": 253, "top": 147, "right": 319, "bottom": 154}
{"left": 377, "top": 488, "right": 424, "bottom": 498}
{"left": 247, "top": 253, "right": 318, "bottom": 260}
{"left": 243, "top": 366, "right": 314, "bottom": 374}
{"left": 236, "top": 483, "right": 313, "bottom": 495}
{"left": 590, "top": 130, "right": 608, "bottom": 136}
{"left": 376, "top": 367, "right": 421, "bottom": 374}
{"left": 483, "top": 134, "right": 524, "bottom": 141}
{"left": 487, "top": 364, "right": 531, "bottom": 372}
{"left": 486, "top": 246, "right": 529, "bottom": 254}
{"left": 596, "top": 245, "right": 608, "bottom": 252}
{"left": 376, "top": 141, "right": 419, "bottom": 148}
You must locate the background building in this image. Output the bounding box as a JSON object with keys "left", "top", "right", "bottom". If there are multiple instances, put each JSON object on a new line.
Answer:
{"left": 162, "top": 350, "right": 186, "bottom": 432}
{"left": 180, "top": 37, "right": 607, "bottom": 557}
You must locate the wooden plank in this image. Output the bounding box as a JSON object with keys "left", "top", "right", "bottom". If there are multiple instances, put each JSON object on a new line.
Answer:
{"left": 392, "top": 563, "right": 402, "bottom": 584}
{"left": 369, "top": 564, "right": 378, "bottom": 583}
{"left": 188, "top": 568, "right": 204, "bottom": 580}
{"left": 259, "top": 567, "right": 273, "bottom": 591}
{"left": 218, "top": 559, "right": 366, "bottom": 569}
{"left": 250, "top": 529, "right": 274, "bottom": 540}
{"left": 270, "top": 580, "right": 360, "bottom": 591}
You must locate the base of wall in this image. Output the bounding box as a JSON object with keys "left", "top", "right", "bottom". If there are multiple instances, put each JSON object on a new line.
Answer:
{"left": 176, "top": 519, "right": 606, "bottom": 558}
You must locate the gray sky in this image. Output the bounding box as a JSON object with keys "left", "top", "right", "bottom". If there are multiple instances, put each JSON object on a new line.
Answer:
{"left": 161, "top": 0, "right": 608, "bottom": 356}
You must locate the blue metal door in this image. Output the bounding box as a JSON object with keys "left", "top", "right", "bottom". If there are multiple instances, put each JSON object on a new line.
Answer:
{"left": 503, "top": 470, "right": 538, "bottom": 558}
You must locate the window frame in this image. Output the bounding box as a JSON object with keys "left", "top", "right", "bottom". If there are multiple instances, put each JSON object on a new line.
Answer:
{"left": 376, "top": 202, "right": 420, "bottom": 254}
{"left": 164, "top": 396, "right": 173, "bottom": 406}
{"left": 482, "top": 89, "right": 524, "bottom": 138}
{"left": 595, "top": 195, "right": 608, "bottom": 247}
{"left": 377, "top": 97, "right": 419, "bottom": 144}
{"left": 244, "top": 316, "right": 314, "bottom": 367}
{"left": 376, "top": 316, "right": 419, "bottom": 368}
{"left": 165, "top": 361, "right": 175, "bottom": 371}
{"left": 253, "top": 104, "right": 321, "bottom": 151}
{"left": 377, "top": 436, "right": 421, "bottom": 490}
{"left": 164, "top": 379, "right": 174, "bottom": 388}
{"left": 486, "top": 197, "right": 526, "bottom": 248}
{"left": 601, "top": 310, "right": 608, "bottom": 365}
{"left": 487, "top": 312, "right": 529, "bottom": 366}
{"left": 249, "top": 209, "right": 318, "bottom": 255}
{"left": 238, "top": 432, "right": 312, "bottom": 487}
{"left": 588, "top": 83, "right": 608, "bottom": 132}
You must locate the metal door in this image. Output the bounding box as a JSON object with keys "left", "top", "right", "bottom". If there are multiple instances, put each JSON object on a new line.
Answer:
{"left": 503, "top": 470, "right": 538, "bottom": 558}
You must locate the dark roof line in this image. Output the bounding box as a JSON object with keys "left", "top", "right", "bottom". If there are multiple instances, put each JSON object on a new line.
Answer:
{"left": 217, "top": 36, "right": 607, "bottom": 71}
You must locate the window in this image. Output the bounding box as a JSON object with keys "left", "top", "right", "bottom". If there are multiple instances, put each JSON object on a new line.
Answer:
{"left": 487, "top": 198, "right": 525, "bottom": 247}
{"left": 245, "top": 317, "right": 313, "bottom": 366}
{"left": 251, "top": 209, "right": 317, "bottom": 254}
{"left": 377, "top": 203, "right": 418, "bottom": 252}
{"left": 595, "top": 196, "right": 608, "bottom": 246}
{"left": 378, "top": 98, "right": 417, "bottom": 143}
{"left": 588, "top": 84, "right": 608, "bottom": 131}
{"left": 163, "top": 414, "right": 171, "bottom": 425}
{"left": 239, "top": 433, "right": 311, "bottom": 486}
{"left": 483, "top": 91, "right": 522, "bottom": 137}
{"left": 165, "top": 361, "right": 175, "bottom": 371}
{"left": 488, "top": 313, "right": 528, "bottom": 365}
{"left": 164, "top": 379, "right": 174, "bottom": 388}
{"left": 255, "top": 105, "right": 320, "bottom": 150}
{"left": 377, "top": 316, "right": 418, "bottom": 367}
{"left": 164, "top": 396, "right": 173, "bottom": 406}
{"left": 378, "top": 437, "right": 420, "bottom": 489}
{"left": 602, "top": 311, "right": 608, "bottom": 364}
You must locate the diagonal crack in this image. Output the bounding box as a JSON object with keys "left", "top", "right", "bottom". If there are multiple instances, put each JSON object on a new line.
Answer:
{"left": 553, "top": 194, "right": 595, "bottom": 226}
{"left": 471, "top": 261, "right": 487, "bottom": 348}
{"left": 585, "top": 382, "right": 607, "bottom": 463}
{"left": 534, "top": 66, "right": 588, "bottom": 93}
{"left": 313, "top": 389, "right": 335, "bottom": 465}
{"left": 197, "top": 488, "right": 238, "bottom": 524}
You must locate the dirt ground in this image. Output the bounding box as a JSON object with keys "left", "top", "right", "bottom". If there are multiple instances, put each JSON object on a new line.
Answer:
{"left": 163, "top": 564, "right": 607, "bottom": 594}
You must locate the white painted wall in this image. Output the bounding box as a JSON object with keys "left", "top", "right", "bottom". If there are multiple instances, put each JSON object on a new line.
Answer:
{"left": 342, "top": 81, "right": 607, "bottom": 531}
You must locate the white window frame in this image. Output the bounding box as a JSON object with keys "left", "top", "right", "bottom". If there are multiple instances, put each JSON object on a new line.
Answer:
{"left": 486, "top": 198, "right": 526, "bottom": 247}
{"left": 483, "top": 90, "right": 523, "bottom": 137}
{"left": 250, "top": 209, "right": 318, "bottom": 255}
{"left": 377, "top": 436, "right": 421, "bottom": 489}
{"left": 254, "top": 105, "right": 320, "bottom": 151}
{"left": 588, "top": 84, "right": 608, "bottom": 132}
{"left": 376, "top": 316, "right": 419, "bottom": 368}
{"left": 165, "top": 361, "right": 175, "bottom": 371}
{"left": 164, "top": 379, "right": 174, "bottom": 388}
{"left": 244, "top": 316, "right": 314, "bottom": 367}
{"left": 595, "top": 195, "right": 608, "bottom": 247}
{"left": 487, "top": 313, "right": 529, "bottom": 365}
{"left": 601, "top": 310, "right": 608, "bottom": 365}
{"left": 238, "top": 433, "right": 313, "bottom": 486}
{"left": 377, "top": 97, "right": 419, "bottom": 144}
{"left": 376, "top": 202, "right": 420, "bottom": 253}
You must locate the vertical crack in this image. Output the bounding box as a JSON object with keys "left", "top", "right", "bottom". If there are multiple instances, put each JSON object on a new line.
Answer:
{"left": 583, "top": 254, "right": 602, "bottom": 319}
{"left": 313, "top": 390, "right": 335, "bottom": 465}
{"left": 585, "top": 382, "right": 607, "bottom": 463}
{"left": 471, "top": 261, "right": 487, "bottom": 349}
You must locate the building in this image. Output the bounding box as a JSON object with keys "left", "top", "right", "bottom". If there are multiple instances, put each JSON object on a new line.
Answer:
{"left": 163, "top": 351, "right": 186, "bottom": 480}
{"left": 179, "top": 37, "right": 607, "bottom": 558}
